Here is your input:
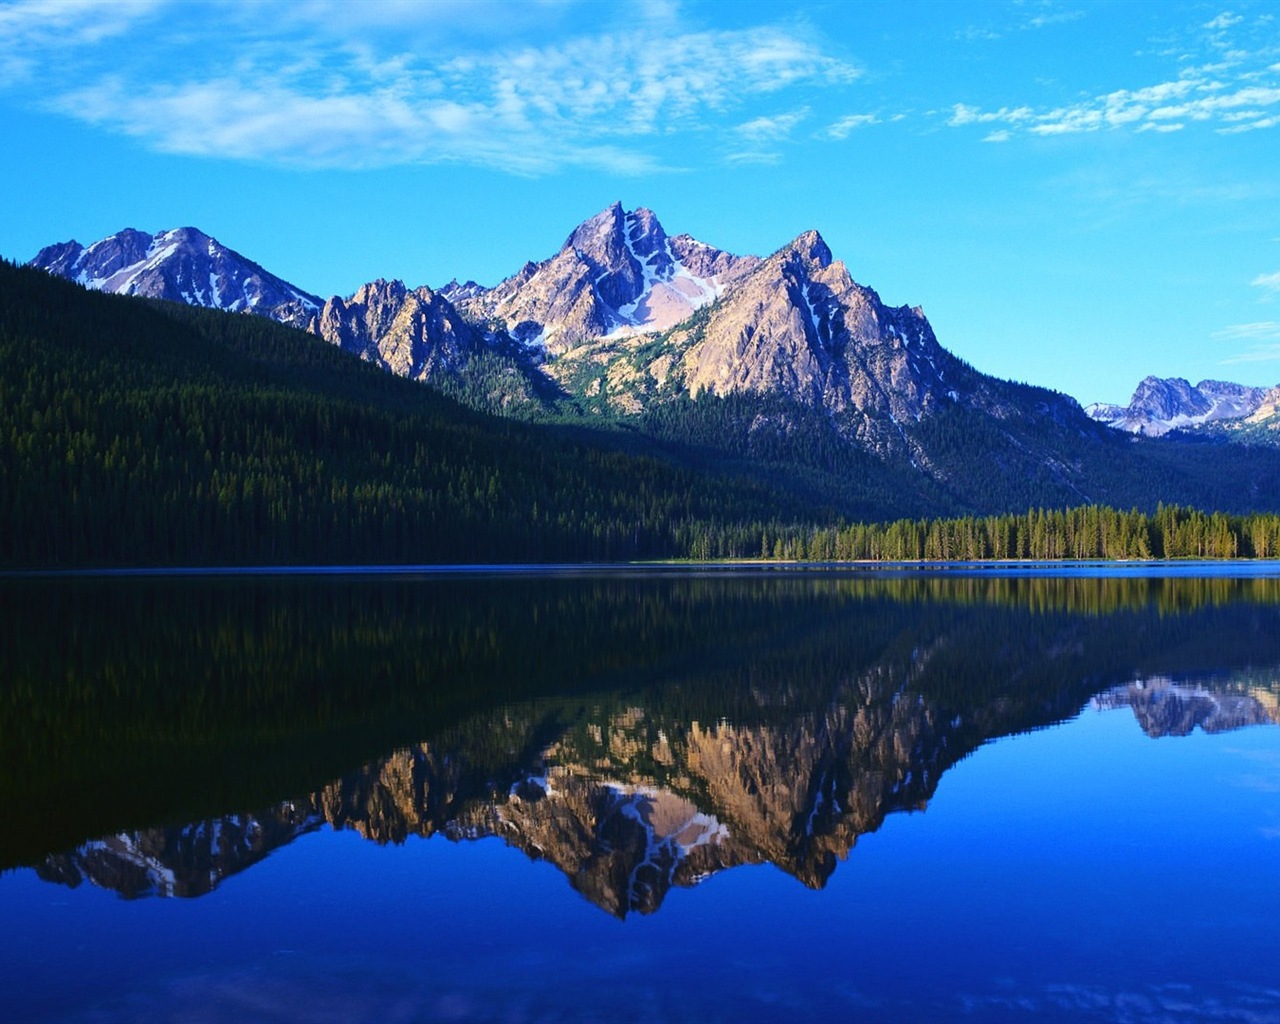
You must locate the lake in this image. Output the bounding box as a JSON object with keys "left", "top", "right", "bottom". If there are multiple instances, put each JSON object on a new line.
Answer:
{"left": 2, "top": 566, "right": 1279, "bottom": 1023}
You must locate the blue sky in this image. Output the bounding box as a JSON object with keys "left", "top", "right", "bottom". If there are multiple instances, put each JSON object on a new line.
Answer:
{"left": 2, "top": 0, "right": 1279, "bottom": 406}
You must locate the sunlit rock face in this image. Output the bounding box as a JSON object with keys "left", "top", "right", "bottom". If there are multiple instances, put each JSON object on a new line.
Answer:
{"left": 310, "top": 278, "right": 482, "bottom": 381}
{"left": 451, "top": 202, "right": 759, "bottom": 356}
{"left": 1246, "top": 385, "right": 1280, "bottom": 425}
{"left": 670, "top": 229, "right": 972, "bottom": 448}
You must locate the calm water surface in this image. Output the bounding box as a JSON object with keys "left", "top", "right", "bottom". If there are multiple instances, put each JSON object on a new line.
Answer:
{"left": 2, "top": 567, "right": 1279, "bottom": 1023}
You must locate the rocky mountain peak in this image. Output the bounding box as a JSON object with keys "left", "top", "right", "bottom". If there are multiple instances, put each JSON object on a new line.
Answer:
{"left": 666, "top": 222, "right": 968, "bottom": 449}
{"left": 439, "top": 278, "right": 485, "bottom": 303}
{"left": 28, "top": 225, "right": 321, "bottom": 318}
{"left": 1087, "top": 375, "right": 1272, "bottom": 435}
{"left": 560, "top": 201, "right": 649, "bottom": 312}
{"left": 310, "top": 278, "right": 481, "bottom": 381}
{"left": 1133, "top": 376, "right": 1205, "bottom": 420}
{"left": 351, "top": 277, "right": 410, "bottom": 305}
{"left": 624, "top": 207, "right": 675, "bottom": 275}
{"left": 564, "top": 201, "right": 626, "bottom": 255}
{"left": 450, "top": 203, "right": 757, "bottom": 355}
{"left": 783, "top": 229, "right": 834, "bottom": 270}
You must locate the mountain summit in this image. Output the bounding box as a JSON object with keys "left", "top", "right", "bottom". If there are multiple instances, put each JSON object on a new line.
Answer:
{"left": 450, "top": 202, "right": 759, "bottom": 352}
{"left": 30, "top": 227, "right": 321, "bottom": 320}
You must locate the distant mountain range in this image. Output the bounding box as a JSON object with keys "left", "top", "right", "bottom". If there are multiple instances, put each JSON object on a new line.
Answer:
{"left": 1086, "top": 376, "right": 1280, "bottom": 437}
{"left": 30, "top": 207, "right": 1003, "bottom": 443}
{"left": 22, "top": 206, "right": 1280, "bottom": 516}
{"left": 32, "top": 209, "right": 1279, "bottom": 446}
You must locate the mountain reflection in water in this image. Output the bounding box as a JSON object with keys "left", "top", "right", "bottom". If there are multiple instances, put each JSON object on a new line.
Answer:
{"left": 5, "top": 570, "right": 1279, "bottom": 918}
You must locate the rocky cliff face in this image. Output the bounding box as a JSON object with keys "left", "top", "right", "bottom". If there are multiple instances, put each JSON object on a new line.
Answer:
{"left": 1086, "top": 377, "right": 1271, "bottom": 436}
{"left": 29, "top": 227, "right": 321, "bottom": 320}
{"left": 309, "top": 278, "right": 483, "bottom": 381}
{"left": 452, "top": 202, "right": 759, "bottom": 354}
{"left": 1246, "top": 385, "right": 1280, "bottom": 423}
{"left": 671, "top": 230, "right": 974, "bottom": 443}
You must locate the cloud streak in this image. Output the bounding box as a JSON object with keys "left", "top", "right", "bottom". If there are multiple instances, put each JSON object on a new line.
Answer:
{"left": 947, "top": 12, "right": 1280, "bottom": 140}
{"left": 0, "top": 0, "right": 860, "bottom": 175}
{"left": 1215, "top": 321, "right": 1280, "bottom": 364}
{"left": 824, "top": 113, "right": 880, "bottom": 139}
{"left": 0, "top": 0, "right": 162, "bottom": 85}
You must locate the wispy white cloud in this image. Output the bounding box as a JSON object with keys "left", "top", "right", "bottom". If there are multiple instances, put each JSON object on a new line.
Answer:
{"left": 949, "top": 103, "right": 1035, "bottom": 127}
{"left": 0, "top": 0, "right": 162, "bottom": 48}
{"left": 0, "top": 0, "right": 860, "bottom": 174}
{"left": 1204, "top": 12, "right": 1244, "bottom": 33}
{"left": 1254, "top": 271, "right": 1280, "bottom": 293}
{"left": 1215, "top": 321, "right": 1280, "bottom": 364}
{"left": 823, "top": 113, "right": 880, "bottom": 139}
{"left": 957, "top": 2, "right": 1086, "bottom": 42}
{"left": 949, "top": 11, "right": 1280, "bottom": 139}
{"left": 962, "top": 76, "right": 1280, "bottom": 137}
{"left": 736, "top": 108, "right": 810, "bottom": 142}
{"left": 1214, "top": 322, "right": 1280, "bottom": 340}
{"left": 0, "top": 0, "right": 162, "bottom": 85}
{"left": 1026, "top": 7, "right": 1086, "bottom": 30}
{"left": 1219, "top": 115, "right": 1280, "bottom": 134}
{"left": 724, "top": 150, "right": 784, "bottom": 166}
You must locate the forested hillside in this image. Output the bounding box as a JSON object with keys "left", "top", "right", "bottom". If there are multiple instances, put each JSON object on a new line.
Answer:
{"left": 0, "top": 262, "right": 826, "bottom": 566}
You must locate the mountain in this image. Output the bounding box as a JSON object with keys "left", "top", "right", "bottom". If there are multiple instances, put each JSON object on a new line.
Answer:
{"left": 435, "top": 206, "right": 1143, "bottom": 511}
{"left": 448, "top": 201, "right": 760, "bottom": 353}
{"left": 307, "top": 277, "right": 555, "bottom": 414}
{"left": 310, "top": 277, "right": 483, "bottom": 380}
{"left": 1086, "top": 376, "right": 1272, "bottom": 436}
{"left": 1200, "top": 383, "right": 1280, "bottom": 445}
{"left": 551, "top": 226, "right": 1087, "bottom": 454}
{"left": 29, "top": 226, "right": 322, "bottom": 321}
{"left": 442, "top": 204, "right": 1039, "bottom": 450}
{"left": 22, "top": 207, "right": 1280, "bottom": 520}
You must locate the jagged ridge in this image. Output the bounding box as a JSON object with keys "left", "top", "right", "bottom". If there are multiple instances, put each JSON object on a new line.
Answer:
{"left": 1086, "top": 376, "right": 1274, "bottom": 436}
{"left": 31, "top": 227, "right": 321, "bottom": 319}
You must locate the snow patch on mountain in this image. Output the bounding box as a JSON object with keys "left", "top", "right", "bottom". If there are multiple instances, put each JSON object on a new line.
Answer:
{"left": 29, "top": 227, "right": 322, "bottom": 319}
{"left": 607, "top": 209, "right": 727, "bottom": 337}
